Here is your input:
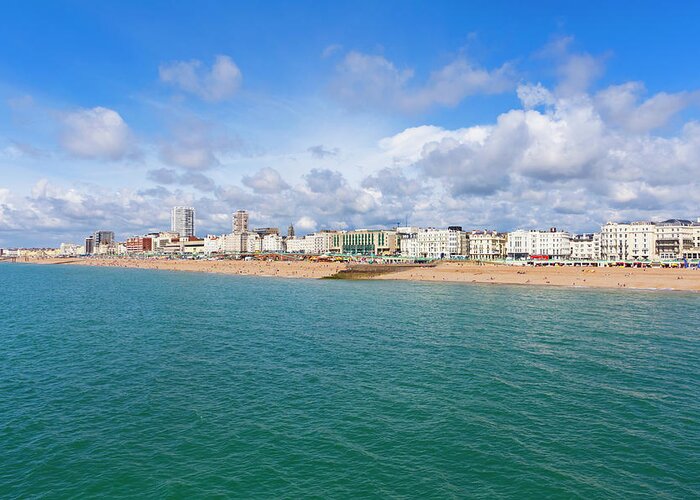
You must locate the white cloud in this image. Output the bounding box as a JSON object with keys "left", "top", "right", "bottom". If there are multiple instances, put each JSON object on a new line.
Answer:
{"left": 517, "top": 83, "right": 554, "bottom": 108}
{"left": 295, "top": 216, "right": 317, "bottom": 232}
{"left": 378, "top": 125, "right": 489, "bottom": 165}
{"left": 5, "top": 41, "right": 700, "bottom": 246}
{"left": 242, "top": 167, "right": 290, "bottom": 194}
{"left": 595, "top": 82, "right": 699, "bottom": 133}
{"left": 159, "top": 55, "right": 242, "bottom": 102}
{"left": 59, "top": 107, "right": 135, "bottom": 160}
{"left": 331, "top": 51, "right": 515, "bottom": 112}
{"left": 538, "top": 36, "right": 607, "bottom": 97}
{"left": 376, "top": 79, "right": 700, "bottom": 227}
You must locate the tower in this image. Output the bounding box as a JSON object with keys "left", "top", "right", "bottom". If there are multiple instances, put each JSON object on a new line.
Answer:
{"left": 288, "top": 223, "right": 295, "bottom": 238}
{"left": 232, "top": 210, "right": 249, "bottom": 233}
{"left": 171, "top": 206, "right": 195, "bottom": 237}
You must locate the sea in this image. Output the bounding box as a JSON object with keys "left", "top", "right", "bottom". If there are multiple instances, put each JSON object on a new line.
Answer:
{"left": 1, "top": 262, "right": 699, "bottom": 498}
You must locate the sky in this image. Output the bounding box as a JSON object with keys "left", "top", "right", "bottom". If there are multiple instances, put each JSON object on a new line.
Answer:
{"left": 2, "top": 1, "right": 700, "bottom": 246}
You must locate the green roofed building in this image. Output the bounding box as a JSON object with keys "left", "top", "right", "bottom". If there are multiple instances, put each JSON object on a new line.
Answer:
{"left": 331, "top": 230, "right": 398, "bottom": 256}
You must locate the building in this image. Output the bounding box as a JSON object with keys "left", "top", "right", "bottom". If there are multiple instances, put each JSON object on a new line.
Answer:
{"left": 262, "top": 234, "right": 285, "bottom": 252}
{"left": 171, "top": 206, "right": 195, "bottom": 237}
{"left": 94, "top": 230, "right": 114, "bottom": 247}
{"left": 570, "top": 233, "right": 601, "bottom": 260}
{"left": 468, "top": 230, "right": 507, "bottom": 260}
{"left": 59, "top": 243, "right": 83, "bottom": 256}
{"left": 284, "top": 236, "right": 305, "bottom": 253}
{"left": 216, "top": 231, "right": 260, "bottom": 253}
{"left": 159, "top": 236, "right": 203, "bottom": 254}
{"left": 203, "top": 235, "right": 223, "bottom": 254}
{"left": 83, "top": 231, "right": 115, "bottom": 255}
{"left": 84, "top": 236, "right": 95, "bottom": 255}
{"left": 287, "top": 223, "right": 295, "bottom": 238}
{"left": 125, "top": 236, "right": 153, "bottom": 253}
{"left": 232, "top": 210, "right": 249, "bottom": 233}
{"left": 284, "top": 232, "right": 335, "bottom": 254}
{"left": 507, "top": 228, "right": 572, "bottom": 260}
{"left": 399, "top": 227, "right": 467, "bottom": 259}
{"left": 332, "top": 229, "right": 398, "bottom": 256}
{"left": 151, "top": 231, "right": 181, "bottom": 253}
{"left": 655, "top": 219, "right": 695, "bottom": 260}
{"left": 600, "top": 222, "right": 656, "bottom": 261}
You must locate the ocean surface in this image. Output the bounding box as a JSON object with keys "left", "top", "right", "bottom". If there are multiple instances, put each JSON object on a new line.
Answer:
{"left": 1, "top": 263, "right": 699, "bottom": 498}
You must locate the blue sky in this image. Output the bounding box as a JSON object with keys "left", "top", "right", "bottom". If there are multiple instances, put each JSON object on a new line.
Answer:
{"left": 2, "top": 1, "right": 700, "bottom": 246}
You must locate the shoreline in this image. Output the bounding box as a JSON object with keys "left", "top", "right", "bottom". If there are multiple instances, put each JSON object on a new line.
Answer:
{"left": 8, "top": 257, "right": 700, "bottom": 292}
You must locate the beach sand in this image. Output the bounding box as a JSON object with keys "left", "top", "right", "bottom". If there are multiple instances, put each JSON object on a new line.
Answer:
{"left": 15, "top": 257, "right": 700, "bottom": 291}
{"left": 372, "top": 261, "right": 700, "bottom": 291}
{"left": 23, "top": 257, "right": 346, "bottom": 279}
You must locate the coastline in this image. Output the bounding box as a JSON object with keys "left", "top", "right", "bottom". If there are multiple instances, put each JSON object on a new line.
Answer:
{"left": 11, "top": 257, "right": 700, "bottom": 292}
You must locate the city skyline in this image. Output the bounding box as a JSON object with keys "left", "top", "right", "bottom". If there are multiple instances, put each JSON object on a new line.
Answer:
{"left": 3, "top": 2, "right": 700, "bottom": 247}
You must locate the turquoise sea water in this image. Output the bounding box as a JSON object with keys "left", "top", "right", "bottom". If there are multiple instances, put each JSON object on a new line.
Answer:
{"left": 1, "top": 263, "right": 699, "bottom": 498}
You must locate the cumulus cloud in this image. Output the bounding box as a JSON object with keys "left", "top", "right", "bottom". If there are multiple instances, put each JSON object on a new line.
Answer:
{"left": 6, "top": 40, "right": 700, "bottom": 246}
{"left": 537, "top": 35, "right": 607, "bottom": 97}
{"left": 378, "top": 79, "right": 700, "bottom": 228}
{"left": 304, "top": 168, "right": 345, "bottom": 192}
{"left": 242, "top": 167, "right": 290, "bottom": 194}
{"left": 595, "top": 82, "right": 700, "bottom": 133}
{"left": 331, "top": 51, "right": 515, "bottom": 112}
{"left": 361, "top": 167, "right": 423, "bottom": 198}
{"left": 517, "top": 83, "right": 554, "bottom": 109}
{"left": 295, "top": 216, "right": 317, "bottom": 232}
{"left": 59, "top": 107, "right": 135, "bottom": 160}
{"left": 159, "top": 55, "right": 242, "bottom": 101}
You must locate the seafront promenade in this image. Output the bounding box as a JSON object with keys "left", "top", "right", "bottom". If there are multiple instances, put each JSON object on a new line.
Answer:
{"left": 14, "top": 257, "right": 700, "bottom": 291}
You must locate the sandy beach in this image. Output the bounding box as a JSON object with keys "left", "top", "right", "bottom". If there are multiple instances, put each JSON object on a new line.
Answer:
{"left": 371, "top": 261, "right": 700, "bottom": 291}
{"left": 12, "top": 257, "right": 700, "bottom": 291}
{"left": 19, "top": 257, "right": 347, "bottom": 279}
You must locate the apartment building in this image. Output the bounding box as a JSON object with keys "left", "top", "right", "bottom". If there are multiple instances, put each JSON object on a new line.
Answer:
{"left": 507, "top": 228, "right": 572, "bottom": 260}
{"left": 570, "top": 233, "right": 601, "bottom": 260}
{"left": 468, "top": 230, "right": 507, "bottom": 260}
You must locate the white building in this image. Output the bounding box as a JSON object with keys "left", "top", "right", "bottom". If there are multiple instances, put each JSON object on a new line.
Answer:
{"left": 570, "top": 233, "right": 601, "bottom": 260}
{"left": 684, "top": 219, "right": 700, "bottom": 259}
{"left": 212, "top": 231, "right": 260, "bottom": 253}
{"left": 262, "top": 234, "right": 285, "bottom": 252}
{"left": 284, "top": 236, "right": 305, "bottom": 254}
{"left": 507, "top": 229, "right": 572, "bottom": 260}
{"left": 468, "top": 230, "right": 507, "bottom": 260}
{"left": 171, "top": 206, "right": 195, "bottom": 237}
{"left": 399, "top": 227, "right": 467, "bottom": 259}
{"left": 284, "top": 232, "right": 335, "bottom": 254}
{"left": 204, "top": 235, "right": 223, "bottom": 254}
{"left": 59, "top": 242, "right": 83, "bottom": 256}
{"left": 600, "top": 222, "right": 656, "bottom": 261}
{"left": 654, "top": 219, "right": 695, "bottom": 260}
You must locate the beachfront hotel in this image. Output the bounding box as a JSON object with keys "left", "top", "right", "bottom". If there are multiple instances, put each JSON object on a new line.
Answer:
{"left": 506, "top": 229, "right": 573, "bottom": 260}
